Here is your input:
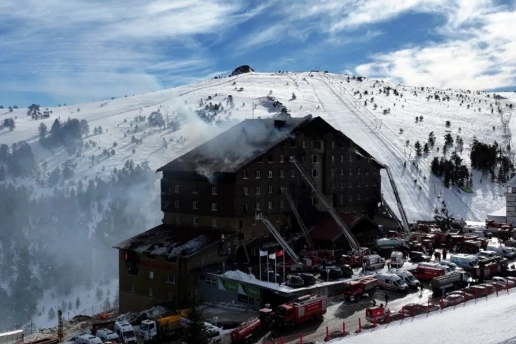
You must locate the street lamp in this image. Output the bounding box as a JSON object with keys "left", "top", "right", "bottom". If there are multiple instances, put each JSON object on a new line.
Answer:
{"left": 326, "top": 268, "right": 330, "bottom": 282}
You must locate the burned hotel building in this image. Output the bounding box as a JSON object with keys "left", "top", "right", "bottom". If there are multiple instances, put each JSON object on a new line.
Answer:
{"left": 115, "top": 115, "right": 385, "bottom": 312}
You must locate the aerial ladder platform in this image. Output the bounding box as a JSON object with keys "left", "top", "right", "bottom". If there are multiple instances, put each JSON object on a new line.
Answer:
{"left": 256, "top": 213, "right": 299, "bottom": 262}
{"left": 281, "top": 187, "right": 314, "bottom": 250}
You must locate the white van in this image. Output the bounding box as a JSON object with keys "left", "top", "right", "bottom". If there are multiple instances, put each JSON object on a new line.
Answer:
{"left": 76, "top": 334, "right": 103, "bottom": 344}
{"left": 450, "top": 254, "right": 478, "bottom": 270}
{"left": 363, "top": 254, "right": 385, "bottom": 269}
{"left": 486, "top": 245, "right": 514, "bottom": 259}
{"left": 96, "top": 329, "right": 120, "bottom": 343}
{"left": 388, "top": 269, "right": 420, "bottom": 289}
{"left": 390, "top": 251, "right": 405, "bottom": 268}
{"left": 376, "top": 273, "right": 409, "bottom": 292}
{"left": 114, "top": 321, "right": 137, "bottom": 344}
{"left": 477, "top": 250, "right": 500, "bottom": 259}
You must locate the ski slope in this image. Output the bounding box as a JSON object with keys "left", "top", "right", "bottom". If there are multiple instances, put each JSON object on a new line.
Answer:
{"left": 0, "top": 71, "right": 512, "bottom": 222}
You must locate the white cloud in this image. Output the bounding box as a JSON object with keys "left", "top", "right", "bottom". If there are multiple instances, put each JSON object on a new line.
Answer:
{"left": 355, "top": 3, "right": 516, "bottom": 90}
{"left": 0, "top": 0, "right": 252, "bottom": 103}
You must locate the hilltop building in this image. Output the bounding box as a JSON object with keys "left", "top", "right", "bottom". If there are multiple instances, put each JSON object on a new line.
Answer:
{"left": 114, "top": 115, "right": 385, "bottom": 312}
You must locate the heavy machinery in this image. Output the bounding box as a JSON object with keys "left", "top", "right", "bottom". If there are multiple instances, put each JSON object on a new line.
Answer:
{"left": 430, "top": 271, "right": 469, "bottom": 295}
{"left": 139, "top": 310, "right": 188, "bottom": 343}
{"left": 230, "top": 309, "right": 273, "bottom": 343}
{"left": 342, "top": 276, "right": 378, "bottom": 302}
{"left": 471, "top": 257, "right": 508, "bottom": 282}
{"left": 271, "top": 294, "right": 327, "bottom": 327}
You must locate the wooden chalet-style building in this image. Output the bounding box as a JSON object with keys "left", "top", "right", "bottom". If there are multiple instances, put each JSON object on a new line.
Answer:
{"left": 115, "top": 114, "right": 385, "bottom": 312}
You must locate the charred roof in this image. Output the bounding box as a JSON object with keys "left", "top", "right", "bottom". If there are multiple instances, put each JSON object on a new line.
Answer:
{"left": 113, "top": 224, "right": 231, "bottom": 259}
{"left": 157, "top": 115, "right": 383, "bottom": 174}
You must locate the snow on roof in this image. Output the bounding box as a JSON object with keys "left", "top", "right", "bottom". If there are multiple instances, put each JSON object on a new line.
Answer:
{"left": 488, "top": 206, "right": 506, "bottom": 217}
{"left": 507, "top": 174, "right": 516, "bottom": 187}
{"left": 332, "top": 288, "right": 516, "bottom": 344}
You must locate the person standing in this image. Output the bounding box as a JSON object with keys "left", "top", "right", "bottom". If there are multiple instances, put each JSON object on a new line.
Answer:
{"left": 442, "top": 248, "right": 447, "bottom": 260}
{"left": 384, "top": 293, "right": 389, "bottom": 305}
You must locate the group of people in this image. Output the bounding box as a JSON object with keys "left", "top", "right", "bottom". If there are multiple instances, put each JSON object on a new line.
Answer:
{"left": 372, "top": 293, "right": 390, "bottom": 308}
{"left": 433, "top": 248, "right": 448, "bottom": 261}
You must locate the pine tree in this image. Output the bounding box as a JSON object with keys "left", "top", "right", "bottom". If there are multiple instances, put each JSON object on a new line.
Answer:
{"left": 96, "top": 286, "right": 104, "bottom": 301}
{"left": 414, "top": 141, "right": 422, "bottom": 156}
{"left": 76, "top": 296, "right": 81, "bottom": 309}
{"left": 48, "top": 307, "right": 56, "bottom": 320}
{"left": 182, "top": 295, "right": 209, "bottom": 344}
{"left": 0, "top": 165, "right": 5, "bottom": 181}
{"left": 38, "top": 122, "right": 48, "bottom": 140}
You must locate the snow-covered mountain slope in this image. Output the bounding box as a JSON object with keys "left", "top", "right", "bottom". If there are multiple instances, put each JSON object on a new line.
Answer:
{"left": 1, "top": 72, "right": 513, "bottom": 222}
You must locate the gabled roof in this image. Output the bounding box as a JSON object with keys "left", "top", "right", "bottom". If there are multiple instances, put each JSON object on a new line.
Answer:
{"left": 157, "top": 115, "right": 311, "bottom": 173}
{"left": 507, "top": 174, "right": 516, "bottom": 187}
{"left": 113, "top": 225, "right": 231, "bottom": 259}
{"left": 157, "top": 115, "right": 384, "bottom": 174}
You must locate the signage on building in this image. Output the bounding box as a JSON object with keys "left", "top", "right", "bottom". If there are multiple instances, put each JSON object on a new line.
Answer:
{"left": 140, "top": 260, "right": 171, "bottom": 270}
{"left": 239, "top": 283, "right": 260, "bottom": 298}
{"left": 218, "top": 279, "right": 238, "bottom": 293}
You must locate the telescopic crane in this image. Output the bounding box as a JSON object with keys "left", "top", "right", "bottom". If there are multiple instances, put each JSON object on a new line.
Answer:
{"left": 281, "top": 187, "right": 314, "bottom": 250}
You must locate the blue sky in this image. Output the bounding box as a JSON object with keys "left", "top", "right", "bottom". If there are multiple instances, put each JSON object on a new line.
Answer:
{"left": 1, "top": 0, "right": 515, "bottom": 107}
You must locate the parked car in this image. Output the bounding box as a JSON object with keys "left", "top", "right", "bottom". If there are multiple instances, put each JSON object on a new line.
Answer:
{"left": 285, "top": 275, "right": 305, "bottom": 288}
{"left": 409, "top": 251, "right": 431, "bottom": 263}
{"left": 297, "top": 273, "right": 316, "bottom": 286}
{"left": 319, "top": 267, "right": 344, "bottom": 280}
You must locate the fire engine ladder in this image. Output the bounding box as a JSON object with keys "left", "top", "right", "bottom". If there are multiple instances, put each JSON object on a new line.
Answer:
{"left": 256, "top": 213, "right": 299, "bottom": 262}
{"left": 281, "top": 187, "right": 314, "bottom": 250}
{"left": 380, "top": 194, "right": 404, "bottom": 230}
{"left": 384, "top": 166, "right": 411, "bottom": 239}
{"left": 291, "top": 160, "right": 361, "bottom": 252}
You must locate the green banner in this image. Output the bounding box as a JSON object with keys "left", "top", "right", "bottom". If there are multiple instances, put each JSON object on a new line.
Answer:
{"left": 220, "top": 279, "right": 238, "bottom": 293}
{"left": 243, "top": 284, "right": 260, "bottom": 298}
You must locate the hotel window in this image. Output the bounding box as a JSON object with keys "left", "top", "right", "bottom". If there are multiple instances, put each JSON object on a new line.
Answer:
{"left": 211, "top": 187, "right": 217, "bottom": 195}
{"left": 192, "top": 201, "right": 198, "bottom": 209}
{"left": 149, "top": 271, "right": 154, "bottom": 279}
{"left": 340, "top": 155, "right": 344, "bottom": 162}
{"left": 130, "top": 284, "right": 135, "bottom": 292}
{"left": 268, "top": 186, "right": 273, "bottom": 194}
{"left": 256, "top": 171, "right": 261, "bottom": 179}
{"left": 256, "top": 202, "right": 261, "bottom": 211}
{"left": 312, "top": 197, "right": 319, "bottom": 205}
{"left": 206, "top": 277, "right": 217, "bottom": 286}
{"left": 357, "top": 194, "right": 361, "bottom": 200}
{"left": 365, "top": 180, "right": 369, "bottom": 187}
{"left": 349, "top": 194, "right": 353, "bottom": 201}
{"left": 251, "top": 217, "right": 256, "bottom": 225}
{"left": 268, "top": 171, "right": 273, "bottom": 178}
{"left": 193, "top": 216, "right": 199, "bottom": 225}
{"left": 373, "top": 179, "right": 377, "bottom": 186}
{"left": 192, "top": 186, "right": 198, "bottom": 194}
{"left": 268, "top": 201, "right": 273, "bottom": 209}
{"left": 166, "top": 274, "right": 175, "bottom": 283}
{"left": 276, "top": 215, "right": 280, "bottom": 222}
{"left": 280, "top": 155, "right": 285, "bottom": 163}
{"left": 149, "top": 288, "right": 153, "bottom": 296}
{"left": 349, "top": 181, "right": 353, "bottom": 188}
{"left": 174, "top": 185, "right": 179, "bottom": 193}
{"left": 168, "top": 292, "right": 174, "bottom": 301}
{"left": 211, "top": 203, "right": 217, "bottom": 211}
{"left": 349, "top": 156, "right": 353, "bottom": 162}
{"left": 312, "top": 155, "right": 318, "bottom": 164}
{"left": 212, "top": 219, "right": 218, "bottom": 227}
{"left": 243, "top": 187, "right": 249, "bottom": 195}
{"left": 357, "top": 168, "right": 361, "bottom": 175}
{"left": 365, "top": 168, "right": 369, "bottom": 174}
{"left": 357, "top": 181, "right": 361, "bottom": 188}
{"left": 331, "top": 182, "right": 335, "bottom": 189}
{"left": 175, "top": 215, "right": 180, "bottom": 225}
{"left": 349, "top": 168, "right": 352, "bottom": 175}
{"left": 290, "top": 139, "right": 296, "bottom": 148}
{"left": 243, "top": 204, "right": 248, "bottom": 213}
{"left": 258, "top": 156, "right": 263, "bottom": 163}
{"left": 239, "top": 220, "right": 244, "bottom": 228}
{"left": 331, "top": 169, "right": 335, "bottom": 176}
{"left": 256, "top": 186, "right": 261, "bottom": 195}
{"left": 268, "top": 155, "right": 273, "bottom": 163}
{"left": 301, "top": 155, "right": 306, "bottom": 162}
{"left": 312, "top": 169, "right": 318, "bottom": 178}
{"left": 340, "top": 169, "right": 344, "bottom": 175}
{"left": 340, "top": 182, "right": 344, "bottom": 189}
{"left": 313, "top": 141, "right": 322, "bottom": 150}
{"left": 280, "top": 200, "right": 285, "bottom": 208}
{"left": 340, "top": 195, "right": 344, "bottom": 205}
{"left": 243, "top": 171, "right": 248, "bottom": 179}
{"left": 174, "top": 200, "right": 179, "bottom": 208}
{"left": 331, "top": 141, "right": 335, "bottom": 148}
{"left": 302, "top": 140, "right": 306, "bottom": 148}
{"left": 280, "top": 170, "right": 284, "bottom": 178}
{"left": 331, "top": 155, "right": 335, "bottom": 163}
{"left": 291, "top": 170, "right": 295, "bottom": 177}
{"left": 289, "top": 156, "right": 295, "bottom": 162}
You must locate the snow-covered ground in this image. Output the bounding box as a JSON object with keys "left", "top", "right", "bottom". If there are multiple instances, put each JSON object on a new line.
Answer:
{"left": 332, "top": 289, "right": 516, "bottom": 344}
{"left": 1, "top": 71, "right": 512, "bottom": 223}
{"left": 31, "top": 279, "right": 118, "bottom": 330}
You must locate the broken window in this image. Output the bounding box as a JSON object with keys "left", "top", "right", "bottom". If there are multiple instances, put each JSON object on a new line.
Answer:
{"left": 239, "top": 220, "right": 244, "bottom": 228}
{"left": 268, "top": 155, "right": 273, "bottom": 163}
{"left": 243, "top": 204, "right": 248, "bottom": 213}
{"left": 312, "top": 197, "right": 319, "bottom": 205}
{"left": 312, "top": 169, "right": 318, "bottom": 178}
{"left": 312, "top": 155, "right": 318, "bottom": 164}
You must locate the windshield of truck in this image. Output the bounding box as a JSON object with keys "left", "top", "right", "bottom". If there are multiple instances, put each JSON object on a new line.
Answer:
{"left": 140, "top": 323, "right": 148, "bottom": 331}
{"left": 123, "top": 331, "right": 135, "bottom": 338}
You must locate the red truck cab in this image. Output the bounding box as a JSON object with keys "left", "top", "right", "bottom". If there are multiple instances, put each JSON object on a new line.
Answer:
{"left": 412, "top": 265, "right": 446, "bottom": 281}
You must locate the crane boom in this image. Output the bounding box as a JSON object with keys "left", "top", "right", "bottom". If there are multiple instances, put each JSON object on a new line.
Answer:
{"left": 384, "top": 166, "right": 411, "bottom": 238}
{"left": 291, "top": 160, "right": 361, "bottom": 252}
{"left": 256, "top": 213, "right": 299, "bottom": 262}
{"left": 281, "top": 187, "right": 314, "bottom": 250}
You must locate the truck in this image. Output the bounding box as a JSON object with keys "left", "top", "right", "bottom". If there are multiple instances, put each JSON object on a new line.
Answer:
{"left": 114, "top": 321, "right": 137, "bottom": 344}
{"left": 375, "top": 238, "right": 410, "bottom": 251}
{"left": 430, "top": 271, "right": 469, "bottom": 295}
{"left": 471, "top": 257, "right": 508, "bottom": 281}
{"left": 365, "top": 306, "right": 386, "bottom": 323}
{"left": 95, "top": 329, "right": 120, "bottom": 343}
{"left": 390, "top": 251, "right": 405, "bottom": 268}
{"left": 139, "top": 311, "right": 188, "bottom": 343}
{"left": 411, "top": 265, "right": 446, "bottom": 281}
{"left": 91, "top": 320, "right": 116, "bottom": 337}
{"left": 230, "top": 309, "right": 273, "bottom": 344}
{"left": 342, "top": 276, "right": 378, "bottom": 302}
{"left": 271, "top": 294, "right": 327, "bottom": 328}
